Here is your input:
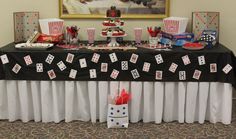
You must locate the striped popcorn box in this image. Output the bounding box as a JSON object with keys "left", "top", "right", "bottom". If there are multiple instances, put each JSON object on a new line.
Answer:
{"left": 39, "top": 18, "right": 64, "bottom": 35}
{"left": 87, "top": 28, "right": 96, "bottom": 44}
{"left": 163, "top": 17, "right": 188, "bottom": 34}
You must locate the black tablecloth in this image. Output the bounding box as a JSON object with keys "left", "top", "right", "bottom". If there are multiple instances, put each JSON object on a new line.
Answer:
{"left": 0, "top": 42, "right": 236, "bottom": 87}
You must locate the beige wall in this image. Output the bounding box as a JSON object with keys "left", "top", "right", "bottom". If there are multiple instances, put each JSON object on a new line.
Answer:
{"left": 0, "top": 0, "right": 236, "bottom": 53}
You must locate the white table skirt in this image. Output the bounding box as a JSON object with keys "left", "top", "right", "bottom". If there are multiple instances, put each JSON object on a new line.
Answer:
{"left": 0, "top": 80, "right": 232, "bottom": 124}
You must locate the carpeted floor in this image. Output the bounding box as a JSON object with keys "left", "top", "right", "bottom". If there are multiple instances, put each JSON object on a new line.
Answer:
{"left": 0, "top": 100, "right": 236, "bottom": 139}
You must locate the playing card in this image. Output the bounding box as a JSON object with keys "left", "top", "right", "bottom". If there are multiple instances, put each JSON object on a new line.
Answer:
{"left": 24, "top": 55, "right": 33, "bottom": 65}
{"left": 110, "top": 69, "right": 119, "bottom": 79}
{"left": 155, "top": 54, "right": 164, "bottom": 64}
{"left": 155, "top": 70, "right": 163, "bottom": 80}
{"left": 101, "top": 63, "right": 108, "bottom": 72}
{"left": 193, "top": 70, "right": 202, "bottom": 80}
{"left": 182, "top": 55, "right": 191, "bottom": 65}
{"left": 142, "top": 62, "right": 151, "bottom": 72}
{"left": 0, "top": 54, "right": 9, "bottom": 64}
{"left": 109, "top": 53, "right": 118, "bottom": 63}
{"left": 121, "top": 61, "right": 128, "bottom": 70}
{"left": 130, "top": 54, "right": 139, "bottom": 64}
{"left": 198, "top": 56, "right": 206, "bottom": 65}
{"left": 12, "top": 63, "right": 21, "bottom": 74}
{"left": 222, "top": 64, "right": 232, "bottom": 74}
{"left": 45, "top": 54, "right": 54, "bottom": 64}
{"left": 47, "top": 69, "right": 56, "bottom": 79}
{"left": 179, "top": 71, "right": 186, "bottom": 80}
{"left": 57, "top": 61, "right": 67, "bottom": 71}
{"left": 210, "top": 63, "right": 217, "bottom": 73}
{"left": 66, "top": 53, "right": 74, "bottom": 63}
{"left": 69, "top": 69, "right": 77, "bottom": 79}
{"left": 91, "top": 53, "right": 100, "bottom": 63}
{"left": 79, "top": 58, "right": 87, "bottom": 68}
{"left": 131, "top": 69, "right": 140, "bottom": 79}
{"left": 169, "top": 63, "right": 178, "bottom": 73}
{"left": 36, "top": 63, "right": 43, "bottom": 72}
{"left": 89, "top": 69, "right": 97, "bottom": 79}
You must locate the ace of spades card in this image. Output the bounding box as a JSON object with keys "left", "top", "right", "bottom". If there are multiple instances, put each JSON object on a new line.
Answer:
{"left": 131, "top": 69, "right": 140, "bottom": 79}
{"left": 130, "top": 54, "right": 139, "bottom": 64}
{"left": 24, "top": 55, "right": 33, "bottom": 66}
{"left": 47, "top": 69, "right": 56, "bottom": 80}
{"left": 66, "top": 53, "right": 74, "bottom": 63}
{"left": 12, "top": 63, "right": 21, "bottom": 74}
{"left": 110, "top": 69, "right": 119, "bottom": 79}
{"left": 155, "top": 54, "right": 164, "bottom": 64}
{"left": 0, "top": 54, "right": 9, "bottom": 64}
{"left": 101, "top": 63, "right": 108, "bottom": 72}
{"left": 182, "top": 55, "right": 191, "bottom": 65}
{"left": 143, "top": 62, "right": 151, "bottom": 72}
{"left": 91, "top": 53, "right": 100, "bottom": 63}
{"left": 36, "top": 63, "right": 43, "bottom": 72}
{"left": 193, "top": 70, "right": 202, "bottom": 80}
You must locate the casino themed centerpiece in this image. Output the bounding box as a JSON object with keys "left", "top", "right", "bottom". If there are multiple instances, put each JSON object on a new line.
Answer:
{"left": 101, "top": 6, "right": 126, "bottom": 47}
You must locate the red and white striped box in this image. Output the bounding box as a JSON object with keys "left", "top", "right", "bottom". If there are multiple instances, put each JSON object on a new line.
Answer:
{"left": 163, "top": 17, "right": 188, "bottom": 34}
{"left": 39, "top": 18, "right": 64, "bottom": 35}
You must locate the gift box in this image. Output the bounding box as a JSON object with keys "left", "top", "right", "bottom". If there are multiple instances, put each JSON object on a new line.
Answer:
{"left": 14, "top": 12, "right": 39, "bottom": 43}
{"left": 39, "top": 18, "right": 64, "bottom": 35}
{"left": 163, "top": 17, "right": 188, "bottom": 34}
{"left": 161, "top": 32, "right": 194, "bottom": 46}
{"left": 192, "top": 12, "right": 219, "bottom": 41}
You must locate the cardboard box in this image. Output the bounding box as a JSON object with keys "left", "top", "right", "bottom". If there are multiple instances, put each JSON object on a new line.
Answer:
{"left": 192, "top": 12, "right": 219, "bottom": 41}
{"left": 163, "top": 17, "right": 188, "bottom": 34}
{"left": 14, "top": 12, "right": 39, "bottom": 43}
{"left": 39, "top": 18, "right": 64, "bottom": 35}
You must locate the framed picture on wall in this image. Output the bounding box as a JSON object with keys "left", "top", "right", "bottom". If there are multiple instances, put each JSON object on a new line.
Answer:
{"left": 59, "top": 0, "right": 169, "bottom": 19}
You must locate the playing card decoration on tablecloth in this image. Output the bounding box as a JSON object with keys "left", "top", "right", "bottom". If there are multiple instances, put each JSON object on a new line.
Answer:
{"left": 110, "top": 69, "right": 119, "bottom": 79}
{"left": 193, "top": 70, "right": 202, "bottom": 80}
{"left": 47, "top": 69, "right": 56, "bottom": 79}
{"left": 45, "top": 54, "right": 54, "bottom": 64}
{"left": 182, "top": 55, "right": 191, "bottom": 65}
{"left": 101, "top": 63, "right": 108, "bottom": 72}
{"left": 79, "top": 58, "right": 87, "bottom": 68}
{"left": 91, "top": 53, "right": 100, "bottom": 63}
{"left": 90, "top": 69, "right": 97, "bottom": 78}
{"left": 24, "top": 55, "right": 33, "bottom": 66}
{"left": 198, "top": 56, "right": 206, "bottom": 65}
{"left": 57, "top": 61, "right": 67, "bottom": 71}
{"left": 121, "top": 61, "right": 128, "bottom": 71}
{"left": 131, "top": 69, "right": 140, "bottom": 79}
{"left": 0, "top": 54, "right": 9, "bottom": 64}
{"left": 107, "top": 89, "right": 131, "bottom": 128}
{"left": 143, "top": 62, "right": 151, "bottom": 72}
{"left": 169, "top": 63, "right": 178, "bottom": 73}
{"left": 222, "top": 64, "right": 232, "bottom": 74}
{"left": 155, "top": 54, "right": 164, "bottom": 64}
{"left": 156, "top": 70, "right": 163, "bottom": 80}
{"left": 66, "top": 53, "right": 74, "bottom": 63}
{"left": 179, "top": 71, "right": 186, "bottom": 80}
{"left": 36, "top": 63, "right": 43, "bottom": 73}
{"left": 69, "top": 69, "right": 77, "bottom": 79}
{"left": 12, "top": 64, "right": 21, "bottom": 74}
{"left": 109, "top": 53, "right": 118, "bottom": 63}
{"left": 210, "top": 63, "right": 217, "bottom": 73}
{"left": 130, "top": 54, "right": 139, "bottom": 64}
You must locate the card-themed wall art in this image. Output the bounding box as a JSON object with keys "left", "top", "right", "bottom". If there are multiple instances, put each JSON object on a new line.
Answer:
{"left": 14, "top": 12, "right": 39, "bottom": 43}
{"left": 192, "top": 12, "right": 219, "bottom": 41}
